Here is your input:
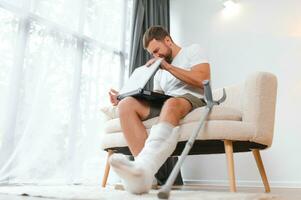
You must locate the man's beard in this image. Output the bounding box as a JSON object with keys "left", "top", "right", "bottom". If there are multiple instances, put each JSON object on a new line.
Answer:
{"left": 165, "top": 47, "right": 173, "bottom": 63}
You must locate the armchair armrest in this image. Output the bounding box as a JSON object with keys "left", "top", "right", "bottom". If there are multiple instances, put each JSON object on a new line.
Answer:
{"left": 100, "top": 105, "right": 119, "bottom": 120}
{"left": 242, "top": 72, "right": 277, "bottom": 146}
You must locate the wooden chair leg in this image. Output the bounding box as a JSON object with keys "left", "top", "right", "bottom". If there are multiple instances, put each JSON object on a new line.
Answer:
{"left": 224, "top": 140, "right": 237, "bottom": 192}
{"left": 252, "top": 149, "right": 271, "bottom": 193}
{"left": 101, "top": 150, "right": 113, "bottom": 187}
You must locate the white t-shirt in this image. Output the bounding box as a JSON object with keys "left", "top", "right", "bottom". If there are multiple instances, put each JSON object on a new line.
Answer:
{"left": 153, "top": 44, "right": 209, "bottom": 98}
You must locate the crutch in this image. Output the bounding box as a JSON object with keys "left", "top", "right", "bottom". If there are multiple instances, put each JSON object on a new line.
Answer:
{"left": 157, "top": 80, "right": 227, "bottom": 199}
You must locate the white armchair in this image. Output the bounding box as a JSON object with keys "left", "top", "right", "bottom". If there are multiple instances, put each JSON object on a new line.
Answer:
{"left": 100, "top": 71, "right": 277, "bottom": 192}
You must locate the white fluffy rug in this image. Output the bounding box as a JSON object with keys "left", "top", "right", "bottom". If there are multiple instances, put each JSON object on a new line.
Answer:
{"left": 0, "top": 185, "right": 280, "bottom": 200}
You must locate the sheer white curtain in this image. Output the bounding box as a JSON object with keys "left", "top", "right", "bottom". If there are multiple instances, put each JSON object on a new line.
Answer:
{"left": 0, "top": 0, "right": 133, "bottom": 185}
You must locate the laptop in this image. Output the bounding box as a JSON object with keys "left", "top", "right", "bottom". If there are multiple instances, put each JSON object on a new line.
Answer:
{"left": 117, "top": 58, "right": 171, "bottom": 104}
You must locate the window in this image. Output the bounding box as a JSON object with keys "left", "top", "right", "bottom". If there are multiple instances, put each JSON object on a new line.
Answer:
{"left": 0, "top": 0, "right": 133, "bottom": 184}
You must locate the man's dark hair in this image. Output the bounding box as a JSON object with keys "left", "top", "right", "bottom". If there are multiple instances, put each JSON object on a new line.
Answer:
{"left": 143, "top": 26, "right": 172, "bottom": 49}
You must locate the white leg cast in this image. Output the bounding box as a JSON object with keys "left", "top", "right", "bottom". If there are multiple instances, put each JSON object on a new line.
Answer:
{"left": 109, "top": 122, "right": 180, "bottom": 194}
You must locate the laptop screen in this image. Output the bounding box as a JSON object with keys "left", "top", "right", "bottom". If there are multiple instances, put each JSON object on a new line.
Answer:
{"left": 119, "top": 58, "right": 162, "bottom": 94}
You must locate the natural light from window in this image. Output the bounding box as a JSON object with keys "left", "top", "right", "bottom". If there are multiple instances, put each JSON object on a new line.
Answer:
{"left": 0, "top": 0, "right": 133, "bottom": 184}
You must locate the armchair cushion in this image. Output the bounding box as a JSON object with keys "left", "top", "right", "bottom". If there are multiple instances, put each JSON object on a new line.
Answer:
{"left": 100, "top": 121, "right": 255, "bottom": 150}
{"left": 104, "top": 105, "right": 242, "bottom": 133}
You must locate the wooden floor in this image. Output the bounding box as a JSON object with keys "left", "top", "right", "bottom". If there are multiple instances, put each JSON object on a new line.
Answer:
{"left": 0, "top": 185, "right": 300, "bottom": 200}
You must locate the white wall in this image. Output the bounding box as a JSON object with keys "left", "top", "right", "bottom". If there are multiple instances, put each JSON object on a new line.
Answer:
{"left": 171, "top": 0, "right": 301, "bottom": 188}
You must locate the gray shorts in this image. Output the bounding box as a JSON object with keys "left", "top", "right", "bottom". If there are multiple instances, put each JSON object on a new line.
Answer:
{"left": 144, "top": 93, "right": 206, "bottom": 120}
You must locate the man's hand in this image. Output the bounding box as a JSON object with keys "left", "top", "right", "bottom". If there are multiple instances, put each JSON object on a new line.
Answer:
{"left": 145, "top": 58, "right": 157, "bottom": 67}
{"left": 109, "top": 88, "right": 119, "bottom": 106}
{"left": 146, "top": 58, "right": 172, "bottom": 71}
{"left": 160, "top": 59, "right": 172, "bottom": 71}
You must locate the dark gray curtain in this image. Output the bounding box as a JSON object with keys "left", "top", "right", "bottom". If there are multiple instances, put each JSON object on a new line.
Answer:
{"left": 128, "top": 0, "right": 183, "bottom": 186}
{"left": 129, "top": 0, "right": 170, "bottom": 90}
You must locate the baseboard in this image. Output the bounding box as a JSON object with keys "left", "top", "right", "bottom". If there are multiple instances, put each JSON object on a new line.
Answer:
{"left": 184, "top": 179, "right": 301, "bottom": 188}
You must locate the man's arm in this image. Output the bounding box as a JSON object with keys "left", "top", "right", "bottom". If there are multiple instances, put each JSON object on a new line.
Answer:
{"left": 160, "top": 60, "right": 210, "bottom": 88}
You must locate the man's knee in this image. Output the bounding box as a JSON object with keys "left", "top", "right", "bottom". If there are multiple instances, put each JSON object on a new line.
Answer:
{"left": 118, "top": 97, "right": 149, "bottom": 118}
{"left": 162, "top": 98, "right": 183, "bottom": 116}
{"left": 118, "top": 97, "right": 138, "bottom": 114}
{"left": 162, "top": 97, "right": 192, "bottom": 116}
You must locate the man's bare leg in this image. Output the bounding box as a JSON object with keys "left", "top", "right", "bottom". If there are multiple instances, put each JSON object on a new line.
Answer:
{"left": 110, "top": 97, "right": 192, "bottom": 194}
{"left": 118, "top": 97, "right": 151, "bottom": 156}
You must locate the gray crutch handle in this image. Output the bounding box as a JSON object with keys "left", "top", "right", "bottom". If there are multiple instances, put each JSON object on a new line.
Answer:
{"left": 203, "top": 80, "right": 227, "bottom": 106}
{"left": 203, "top": 80, "right": 213, "bottom": 104}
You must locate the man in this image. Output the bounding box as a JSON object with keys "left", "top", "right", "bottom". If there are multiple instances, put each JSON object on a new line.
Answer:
{"left": 108, "top": 26, "right": 210, "bottom": 194}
